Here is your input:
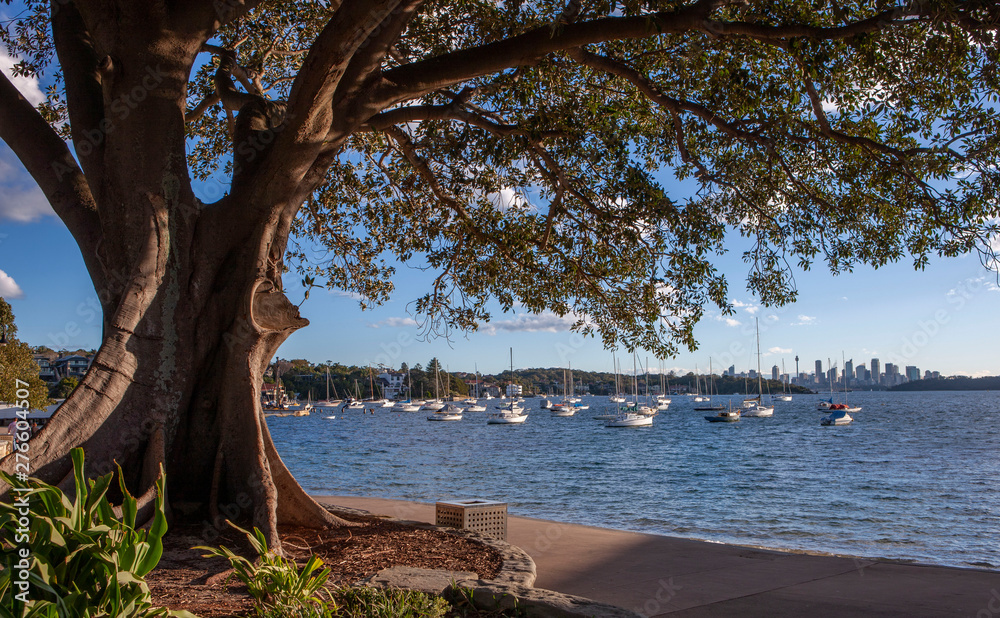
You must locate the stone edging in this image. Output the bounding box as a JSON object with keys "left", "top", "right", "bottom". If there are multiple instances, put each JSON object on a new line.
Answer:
{"left": 325, "top": 503, "right": 641, "bottom": 618}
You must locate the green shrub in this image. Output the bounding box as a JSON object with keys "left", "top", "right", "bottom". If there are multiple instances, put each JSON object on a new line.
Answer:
{"left": 0, "top": 447, "right": 194, "bottom": 617}
{"left": 200, "top": 523, "right": 458, "bottom": 617}
{"left": 197, "top": 523, "right": 331, "bottom": 617}
{"left": 327, "top": 586, "right": 450, "bottom": 618}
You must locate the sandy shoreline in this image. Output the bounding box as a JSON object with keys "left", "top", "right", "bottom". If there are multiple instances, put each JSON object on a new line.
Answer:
{"left": 317, "top": 494, "right": 1000, "bottom": 617}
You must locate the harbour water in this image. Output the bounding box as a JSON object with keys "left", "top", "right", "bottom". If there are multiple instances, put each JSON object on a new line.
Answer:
{"left": 268, "top": 390, "right": 1000, "bottom": 570}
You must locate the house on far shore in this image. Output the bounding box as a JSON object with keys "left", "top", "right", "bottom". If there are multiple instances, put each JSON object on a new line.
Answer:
{"left": 33, "top": 351, "right": 94, "bottom": 384}
{"left": 377, "top": 372, "right": 406, "bottom": 400}
{"left": 33, "top": 352, "right": 58, "bottom": 382}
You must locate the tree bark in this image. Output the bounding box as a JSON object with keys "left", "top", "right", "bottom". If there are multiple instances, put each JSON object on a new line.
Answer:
{"left": 6, "top": 219, "right": 351, "bottom": 546}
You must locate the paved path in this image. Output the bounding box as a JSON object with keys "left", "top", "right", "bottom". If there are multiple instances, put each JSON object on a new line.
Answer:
{"left": 317, "top": 495, "right": 1000, "bottom": 617}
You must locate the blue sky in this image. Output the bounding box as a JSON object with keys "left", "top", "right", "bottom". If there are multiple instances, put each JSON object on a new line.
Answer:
{"left": 2, "top": 50, "right": 999, "bottom": 378}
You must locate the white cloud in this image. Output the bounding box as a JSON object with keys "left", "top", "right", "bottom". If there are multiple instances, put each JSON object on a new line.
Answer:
{"left": 731, "top": 299, "right": 759, "bottom": 315}
{"left": 791, "top": 315, "right": 817, "bottom": 326}
{"left": 368, "top": 316, "right": 418, "bottom": 328}
{"left": 768, "top": 346, "right": 792, "bottom": 354}
{"left": 0, "top": 269, "right": 24, "bottom": 299}
{"left": 713, "top": 314, "right": 741, "bottom": 327}
{"left": 329, "top": 289, "right": 363, "bottom": 300}
{"left": 482, "top": 311, "right": 576, "bottom": 334}
{"left": 0, "top": 53, "right": 45, "bottom": 106}
{"left": 0, "top": 148, "right": 56, "bottom": 222}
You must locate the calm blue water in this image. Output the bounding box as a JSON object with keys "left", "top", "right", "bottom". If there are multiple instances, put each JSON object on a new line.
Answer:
{"left": 268, "top": 391, "right": 1000, "bottom": 570}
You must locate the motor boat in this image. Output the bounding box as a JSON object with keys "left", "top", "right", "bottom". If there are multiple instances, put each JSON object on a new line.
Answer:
{"left": 606, "top": 411, "right": 653, "bottom": 427}
{"left": 821, "top": 409, "right": 854, "bottom": 426}
{"left": 428, "top": 404, "right": 463, "bottom": 421}
{"left": 705, "top": 409, "right": 740, "bottom": 422}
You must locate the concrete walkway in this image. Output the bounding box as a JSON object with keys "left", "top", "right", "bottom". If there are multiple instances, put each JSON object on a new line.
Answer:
{"left": 317, "top": 495, "right": 1000, "bottom": 617}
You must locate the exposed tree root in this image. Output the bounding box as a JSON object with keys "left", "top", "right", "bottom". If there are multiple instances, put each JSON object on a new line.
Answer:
{"left": 262, "top": 419, "right": 359, "bottom": 528}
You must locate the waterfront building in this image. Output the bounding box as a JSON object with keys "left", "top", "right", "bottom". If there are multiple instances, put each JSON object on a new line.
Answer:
{"left": 377, "top": 371, "right": 407, "bottom": 399}
{"left": 905, "top": 366, "right": 920, "bottom": 382}
{"left": 771, "top": 365, "right": 780, "bottom": 381}
{"left": 871, "top": 358, "right": 881, "bottom": 386}
{"left": 815, "top": 360, "right": 823, "bottom": 384}
{"left": 52, "top": 355, "right": 92, "bottom": 381}
{"left": 844, "top": 359, "right": 853, "bottom": 387}
{"left": 32, "top": 353, "right": 57, "bottom": 382}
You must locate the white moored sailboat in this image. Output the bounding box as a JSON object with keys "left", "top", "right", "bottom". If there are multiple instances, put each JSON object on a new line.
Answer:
{"left": 428, "top": 403, "right": 463, "bottom": 421}
{"left": 742, "top": 319, "right": 774, "bottom": 418}
{"left": 774, "top": 359, "right": 792, "bottom": 401}
{"left": 487, "top": 349, "right": 528, "bottom": 424}
{"left": 314, "top": 367, "right": 342, "bottom": 409}
{"left": 465, "top": 366, "right": 487, "bottom": 411}
{"left": 606, "top": 355, "right": 653, "bottom": 427}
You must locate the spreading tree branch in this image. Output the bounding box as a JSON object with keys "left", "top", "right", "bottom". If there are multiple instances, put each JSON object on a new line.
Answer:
{"left": 0, "top": 70, "right": 105, "bottom": 295}
{"left": 50, "top": 0, "right": 107, "bottom": 193}
{"left": 371, "top": 3, "right": 916, "bottom": 110}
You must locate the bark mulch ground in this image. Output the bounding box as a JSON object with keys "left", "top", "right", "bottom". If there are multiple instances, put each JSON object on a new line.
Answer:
{"left": 147, "top": 513, "right": 503, "bottom": 617}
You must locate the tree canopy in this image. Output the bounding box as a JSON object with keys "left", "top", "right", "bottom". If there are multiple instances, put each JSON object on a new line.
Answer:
{"left": 4, "top": 1, "right": 998, "bottom": 357}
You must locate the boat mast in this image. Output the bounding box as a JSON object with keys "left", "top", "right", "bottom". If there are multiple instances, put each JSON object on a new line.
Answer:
{"left": 842, "top": 351, "right": 849, "bottom": 406}
{"left": 509, "top": 347, "right": 514, "bottom": 399}
{"left": 709, "top": 357, "right": 714, "bottom": 399}
{"left": 633, "top": 354, "right": 639, "bottom": 401}
{"left": 645, "top": 356, "right": 650, "bottom": 402}
{"left": 659, "top": 360, "right": 665, "bottom": 397}
{"left": 828, "top": 357, "right": 834, "bottom": 400}
{"left": 756, "top": 318, "right": 764, "bottom": 399}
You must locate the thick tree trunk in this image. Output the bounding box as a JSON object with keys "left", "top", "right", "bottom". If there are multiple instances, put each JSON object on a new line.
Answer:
{"left": 2, "top": 207, "right": 350, "bottom": 549}
{"left": 0, "top": 4, "right": 363, "bottom": 551}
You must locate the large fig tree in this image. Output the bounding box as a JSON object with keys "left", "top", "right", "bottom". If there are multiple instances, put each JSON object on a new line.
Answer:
{"left": 1, "top": 0, "right": 998, "bottom": 546}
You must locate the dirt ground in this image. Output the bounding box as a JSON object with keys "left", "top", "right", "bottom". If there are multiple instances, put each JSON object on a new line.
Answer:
{"left": 147, "top": 513, "right": 503, "bottom": 617}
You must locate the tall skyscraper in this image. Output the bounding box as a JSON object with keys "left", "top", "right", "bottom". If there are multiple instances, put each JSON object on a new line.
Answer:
{"left": 871, "top": 358, "right": 880, "bottom": 386}
{"left": 728, "top": 365, "right": 735, "bottom": 377}
{"left": 772, "top": 365, "right": 780, "bottom": 381}
{"left": 844, "top": 359, "right": 853, "bottom": 387}
{"left": 905, "top": 366, "right": 920, "bottom": 381}
{"left": 815, "top": 359, "right": 823, "bottom": 384}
